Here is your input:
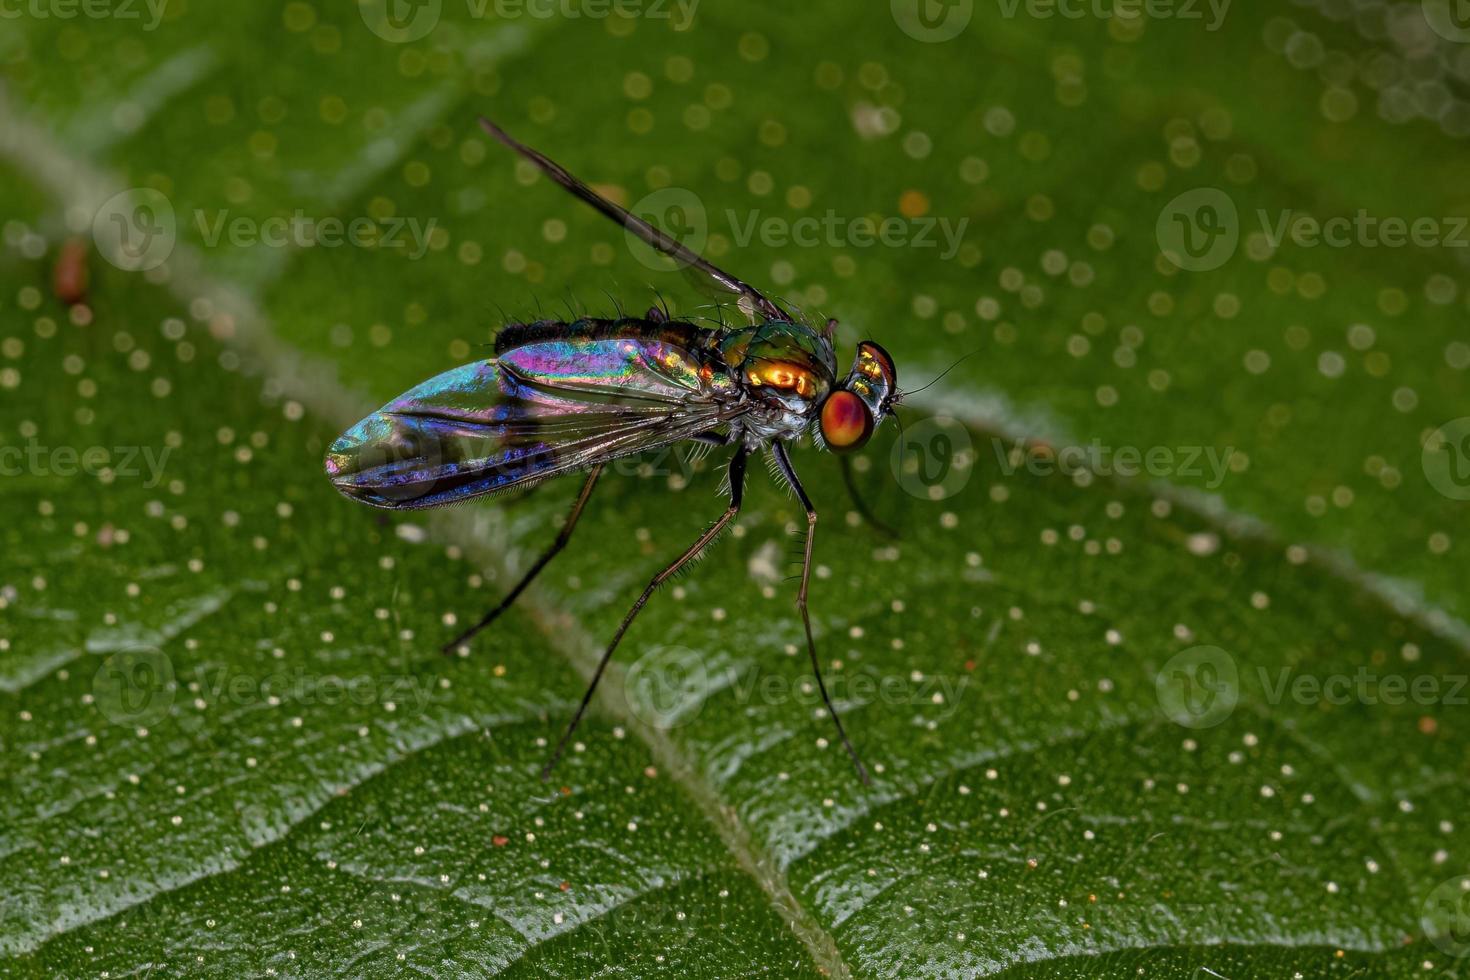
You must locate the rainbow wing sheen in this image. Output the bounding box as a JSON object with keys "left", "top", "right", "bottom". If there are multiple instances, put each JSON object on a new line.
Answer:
{"left": 325, "top": 333, "right": 739, "bottom": 509}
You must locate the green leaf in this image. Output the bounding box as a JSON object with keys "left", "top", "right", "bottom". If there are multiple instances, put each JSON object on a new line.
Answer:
{"left": 3, "top": 3, "right": 1468, "bottom": 976}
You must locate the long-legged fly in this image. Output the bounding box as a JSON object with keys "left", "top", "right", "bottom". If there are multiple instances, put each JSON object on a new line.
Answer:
{"left": 325, "top": 117, "right": 903, "bottom": 785}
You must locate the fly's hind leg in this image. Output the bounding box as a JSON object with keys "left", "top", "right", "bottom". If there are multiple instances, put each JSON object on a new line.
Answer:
{"left": 539, "top": 448, "right": 748, "bottom": 781}
{"left": 443, "top": 464, "right": 603, "bottom": 654}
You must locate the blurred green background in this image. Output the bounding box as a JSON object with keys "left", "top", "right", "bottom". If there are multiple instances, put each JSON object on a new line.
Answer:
{"left": 3, "top": 0, "right": 1470, "bottom": 976}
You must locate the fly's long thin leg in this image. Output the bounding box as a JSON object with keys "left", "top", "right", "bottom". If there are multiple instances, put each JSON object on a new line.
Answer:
{"left": 541, "top": 448, "right": 748, "bottom": 782}
{"left": 839, "top": 455, "right": 898, "bottom": 539}
{"left": 443, "top": 464, "right": 603, "bottom": 654}
{"left": 772, "top": 442, "right": 871, "bottom": 785}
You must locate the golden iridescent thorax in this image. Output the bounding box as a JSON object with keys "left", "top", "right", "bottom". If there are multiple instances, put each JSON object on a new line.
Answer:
{"left": 744, "top": 360, "right": 821, "bottom": 398}
{"left": 718, "top": 320, "right": 838, "bottom": 444}
{"left": 721, "top": 320, "right": 836, "bottom": 402}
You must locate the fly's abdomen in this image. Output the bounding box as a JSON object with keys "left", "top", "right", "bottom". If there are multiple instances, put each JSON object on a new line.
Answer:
{"left": 324, "top": 361, "right": 553, "bottom": 509}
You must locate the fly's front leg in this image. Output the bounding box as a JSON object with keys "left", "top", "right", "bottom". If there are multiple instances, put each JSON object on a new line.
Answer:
{"left": 772, "top": 442, "right": 871, "bottom": 785}
{"left": 690, "top": 430, "right": 731, "bottom": 446}
{"left": 540, "top": 448, "right": 749, "bottom": 781}
{"left": 443, "top": 464, "right": 603, "bottom": 654}
{"left": 839, "top": 454, "right": 898, "bottom": 539}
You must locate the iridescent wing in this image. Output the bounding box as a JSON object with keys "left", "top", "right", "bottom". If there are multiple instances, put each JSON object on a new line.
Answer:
{"left": 326, "top": 321, "right": 742, "bottom": 509}
{"left": 479, "top": 117, "right": 790, "bottom": 325}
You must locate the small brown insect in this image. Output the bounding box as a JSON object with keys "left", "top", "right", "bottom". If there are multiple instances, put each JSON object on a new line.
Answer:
{"left": 52, "top": 237, "right": 90, "bottom": 306}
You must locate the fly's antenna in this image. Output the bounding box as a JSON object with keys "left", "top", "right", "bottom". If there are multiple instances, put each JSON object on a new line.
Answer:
{"left": 898, "top": 347, "right": 983, "bottom": 401}
{"left": 823, "top": 317, "right": 838, "bottom": 342}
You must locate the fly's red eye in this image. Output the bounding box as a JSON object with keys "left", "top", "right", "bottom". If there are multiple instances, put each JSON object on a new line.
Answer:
{"left": 820, "top": 390, "right": 873, "bottom": 452}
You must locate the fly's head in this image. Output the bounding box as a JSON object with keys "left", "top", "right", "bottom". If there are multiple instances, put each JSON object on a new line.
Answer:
{"left": 818, "top": 341, "right": 897, "bottom": 453}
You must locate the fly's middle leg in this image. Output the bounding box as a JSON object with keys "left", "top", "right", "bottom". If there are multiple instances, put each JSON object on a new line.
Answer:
{"left": 443, "top": 464, "right": 603, "bottom": 654}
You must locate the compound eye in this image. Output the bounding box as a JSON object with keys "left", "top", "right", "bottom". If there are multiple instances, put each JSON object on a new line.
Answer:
{"left": 856, "top": 342, "right": 896, "bottom": 387}
{"left": 820, "top": 390, "right": 873, "bottom": 452}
